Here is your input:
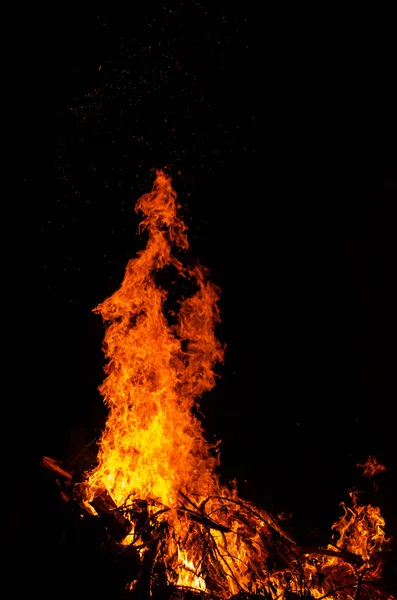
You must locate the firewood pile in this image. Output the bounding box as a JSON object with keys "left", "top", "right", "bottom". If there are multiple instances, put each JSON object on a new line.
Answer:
{"left": 41, "top": 456, "right": 396, "bottom": 600}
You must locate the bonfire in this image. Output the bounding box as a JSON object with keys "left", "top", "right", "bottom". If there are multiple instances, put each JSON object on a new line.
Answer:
{"left": 42, "top": 171, "right": 395, "bottom": 599}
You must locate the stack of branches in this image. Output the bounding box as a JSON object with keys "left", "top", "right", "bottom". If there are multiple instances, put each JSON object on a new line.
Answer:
{"left": 102, "top": 494, "right": 394, "bottom": 600}
{"left": 41, "top": 457, "right": 396, "bottom": 600}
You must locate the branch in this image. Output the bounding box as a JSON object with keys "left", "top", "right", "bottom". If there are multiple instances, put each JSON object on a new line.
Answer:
{"left": 41, "top": 456, "right": 72, "bottom": 480}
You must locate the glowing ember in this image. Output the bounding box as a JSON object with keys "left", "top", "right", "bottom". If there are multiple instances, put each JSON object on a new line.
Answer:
{"left": 77, "top": 171, "right": 393, "bottom": 599}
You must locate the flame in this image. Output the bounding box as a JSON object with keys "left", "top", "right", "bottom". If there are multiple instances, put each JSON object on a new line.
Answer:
{"left": 79, "top": 171, "right": 393, "bottom": 599}
{"left": 330, "top": 490, "right": 389, "bottom": 571}
{"left": 357, "top": 456, "right": 386, "bottom": 478}
{"left": 85, "top": 170, "right": 223, "bottom": 509}
{"left": 298, "top": 491, "right": 392, "bottom": 599}
{"left": 176, "top": 548, "right": 206, "bottom": 592}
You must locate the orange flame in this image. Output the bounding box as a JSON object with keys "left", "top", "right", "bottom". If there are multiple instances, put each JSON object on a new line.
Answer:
{"left": 357, "top": 456, "right": 386, "bottom": 479}
{"left": 85, "top": 170, "right": 223, "bottom": 509}
{"left": 331, "top": 491, "right": 389, "bottom": 565}
{"left": 80, "top": 171, "right": 393, "bottom": 599}
{"left": 176, "top": 548, "right": 206, "bottom": 592}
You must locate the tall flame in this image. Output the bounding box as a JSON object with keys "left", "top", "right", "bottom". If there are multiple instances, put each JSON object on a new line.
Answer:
{"left": 86, "top": 170, "right": 224, "bottom": 509}
{"left": 81, "top": 171, "right": 393, "bottom": 599}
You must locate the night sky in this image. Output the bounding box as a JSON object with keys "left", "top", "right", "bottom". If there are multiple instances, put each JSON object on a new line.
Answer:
{"left": 18, "top": 6, "right": 397, "bottom": 587}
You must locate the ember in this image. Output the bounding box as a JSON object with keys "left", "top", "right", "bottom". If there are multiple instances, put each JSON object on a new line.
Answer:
{"left": 42, "top": 171, "right": 395, "bottom": 599}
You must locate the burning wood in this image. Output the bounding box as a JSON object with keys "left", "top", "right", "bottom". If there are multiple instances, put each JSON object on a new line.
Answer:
{"left": 42, "top": 171, "right": 395, "bottom": 599}
{"left": 41, "top": 455, "right": 72, "bottom": 481}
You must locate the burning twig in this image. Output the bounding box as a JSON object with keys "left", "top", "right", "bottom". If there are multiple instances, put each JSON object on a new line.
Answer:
{"left": 41, "top": 456, "right": 72, "bottom": 480}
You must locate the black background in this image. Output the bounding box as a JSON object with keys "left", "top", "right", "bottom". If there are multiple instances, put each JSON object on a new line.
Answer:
{"left": 12, "top": 5, "right": 397, "bottom": 595}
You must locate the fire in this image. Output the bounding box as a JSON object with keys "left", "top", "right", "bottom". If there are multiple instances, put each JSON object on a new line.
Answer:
{"left": 331, "top": 491, "right": 389, "bottom": 564}
{"left": 84, "top": 169, "right": 223, "bottom": 510}
{"left": 176, "top": 548, "right": 206, "bottom": 592}
{"left": 357, "top": 456, "right": 386, "bottom": 479}
{"left": 76, "top": 171, "right": 393, "bottom": 599}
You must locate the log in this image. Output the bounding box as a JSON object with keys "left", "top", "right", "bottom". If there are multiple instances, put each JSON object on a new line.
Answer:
{"left": 41, "top": 455, "right": 132, "bottom": 541}
{"left": 91, "top": 489, "right": 133, "bottom": 542}
{"left": 41, "top": 455, "right": 72, "bottom": 480}
{"left": 297, "top": 545, "right": 364, "bottom": 566}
